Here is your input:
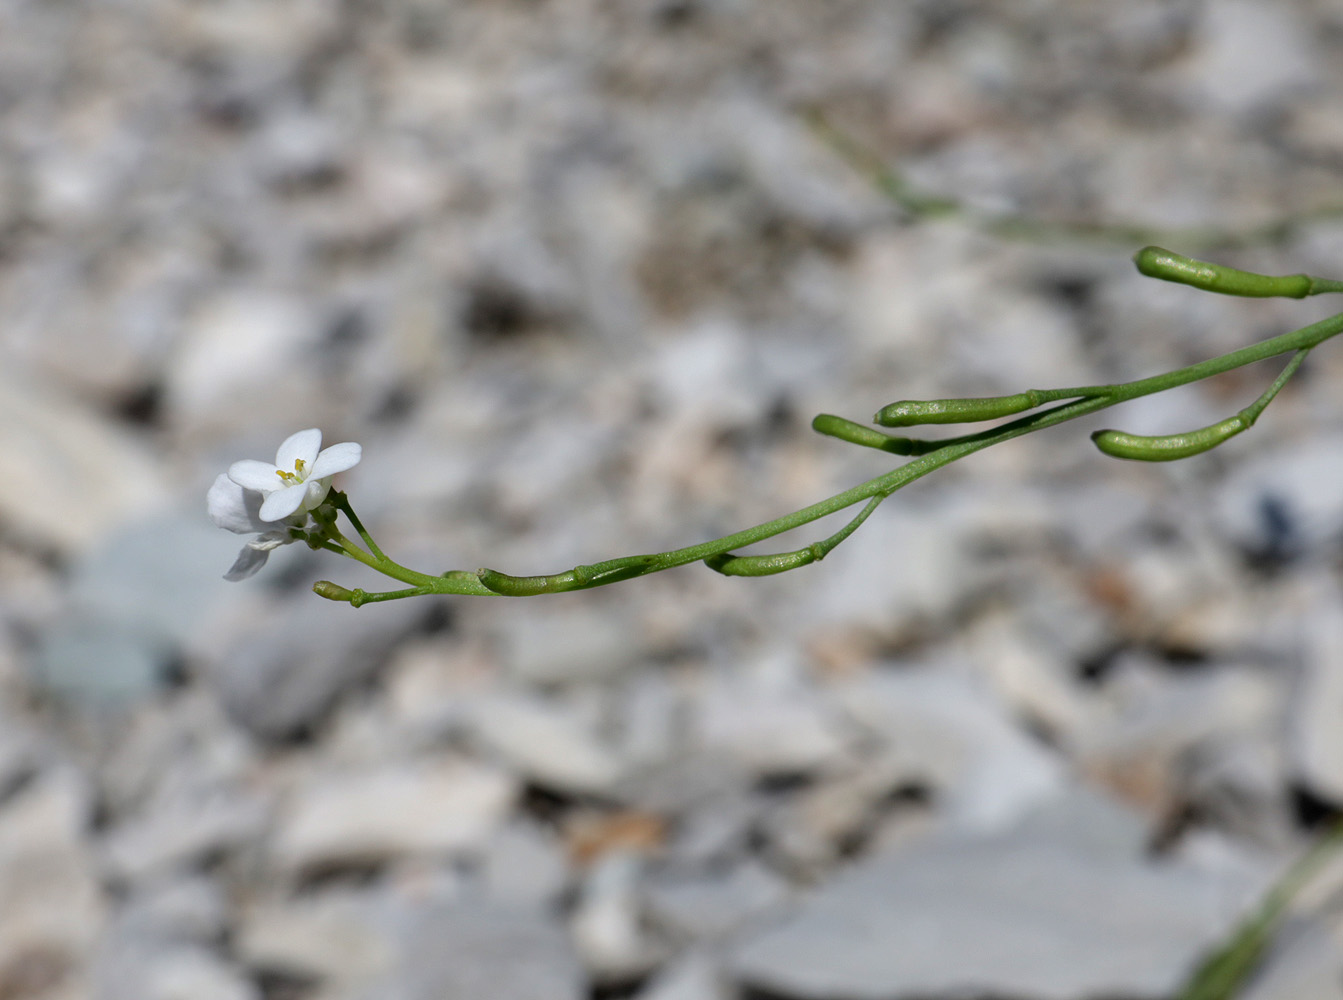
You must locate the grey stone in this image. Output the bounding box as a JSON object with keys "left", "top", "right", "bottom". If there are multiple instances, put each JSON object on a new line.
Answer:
{"left": 571, "top": 852, "right": 667, "bottom": 984}
{"left": 272, "top": 760, "right": 517, "bottom": 875}
{"left": 1008, "top": 783, "right": 1153, "bottom": 860}
{"left": 0, "top": 771, "right": 104, "bottom": 999}
{"left": 0, "top": 370, "right": 166, "bottom": 555}
{"left": 960, "top": 609, "right": 1094, "bottom": 743}
{"left": 211, "top": 594, "right": 428, "bottom": 742}
{"left": 832, "top": 665, "right": 1067, "bottom": 834}
{"left": 636, "top": 951, "right": 730, "bottom": 1000}
{"left": 70, "top": 512, "right": 244, "bottom": 649}
{"left": 467, "top": 695, "right": 627, "bottom": 796}
{"left": 732, "top": 822, "right": 1257, "bottom": 1000}
{"left": 1214, "top": 434, "right": 1343, "bottom": 559}
{"left": 1178, "top": 0, "right": 1319, "bottom": 115}
{"left": 249, "top": 109, "right": 348, "bottom": 190}
{"left": 489, "top": 414, "right": 623, "bottom": 523}
{"left": 236, "top": 891, "right": 392, "bottom": 993}
{"left": 1240, "top": 919, "right": 1343, "bottom": 1000}
{"left": 760, "top": 754, "right": 922, "bottom": 876}
{"left": 662, "top": 784, "right": 765, "bottom": 868}
{"left": 800, "top": 497, "right": 976, "bottom": 634}
{"left": 35, "top": 511, "right": 254, "bottom": 704}
{"left": 1181, "top": 734, "right": 1295, "bottom": 847}
{"left": 646, "top": 859, "right": 790, "bottom": 942}
{"left": 480, "top": 822, "right": 571, "bottom": 910}
{"left": 371, "top": 904, "right": 586, "bottom": 1000}
{"left": 1290, "top": 575, "right": 1343, "bottom": 802}
{"left": 93, "top": 690, "right": 255, "bottom": 823}
{"left": 1074, "top": 653, "right": 1284, "bottom": 816}
{"left": 34, "top": 613, "right": 173, "bottom": 705}
{"left": 165, "top": 290, "right": 323, "bottom": 430}
{"left": 690, "top": 652, "right": 855, "bottom": 779}
{"left": 100, "top": 791, "right": 269, "bottom": 884}
{"left": 501, "top": 604, "right": 648, "bottom": 686}
{"left": 0, "top": 716, "right": 41, "bottom": 801}
{"left": 93, "top": 944, "right": 259, "bottom": 1000}
{"left": 116, "top": 877, "right": 230, "bottom": 947}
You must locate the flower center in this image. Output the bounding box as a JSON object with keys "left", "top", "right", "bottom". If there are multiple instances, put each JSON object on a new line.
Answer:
{"left": 274, "top": 457, "right": 307, "bottom": 486}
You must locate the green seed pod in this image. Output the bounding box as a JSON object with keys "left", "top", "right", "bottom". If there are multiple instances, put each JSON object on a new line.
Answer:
{"left": 705, "top": 495, "right": 885, "bottom": 577}
{"left": 811, "top": 414, "right": 937, "bottom": 455}
{"left": 1134, "top": 246, "right": 1312, "bottom": 299}
{"left": 477, "top": 556, "right": 659, "bottom": 595}
{"left": 705, "top": 543, "right": 826, "bottom": 577}
{"left": 1090, "top": 416, "right": 1246, "bottom": 462}
{"left": 477, "top": 568, "right": 578, "bottom": 596}
{"left": 874, "top": 391, "right": 1042, "bottom": 428}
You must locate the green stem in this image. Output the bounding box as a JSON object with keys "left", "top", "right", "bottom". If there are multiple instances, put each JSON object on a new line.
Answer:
{"left": 332, "top": 491, "right": 388, "bottom": 562}
{"left": 470, "top": 308, "right": 1343, "bottom": 596}
{"left": 321, "top": 521, "right": 441, "bottom": 589}
{"left": 1240, "top": 349, "right": 1309, "bottom": 425}
{"left": 804, "top": 108, "right": 1343, "bottom": 252}
{"left": 324, "top": 304, "right": 1341, "bottom": 601}
{"left": 1177, "top": 818, "right": 1343, "bottom": 1000}
{"left": 705, "top": 493, "right": 887, "bottom": 577}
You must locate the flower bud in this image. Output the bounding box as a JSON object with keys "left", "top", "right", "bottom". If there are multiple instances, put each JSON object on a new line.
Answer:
{"left": 313, "top": 580, "right": 358, "bottom": 602}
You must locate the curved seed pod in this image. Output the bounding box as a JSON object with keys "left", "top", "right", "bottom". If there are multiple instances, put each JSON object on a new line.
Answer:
{"left": 1090, "top": 416, "right": 1246, "bottom": 462}
{"left": 477, "top": 568, "right": 581, "bottom": 596}
{"left": 705, "top": 543, "right": 825, "bottom": 577}
{"left": 705, "top": 495, "right": 884, "bottom": 577}
{"left": 1093, "top": 348, "right": 1309, "bottom": 463}
{"left": 874, "top": 391, "right": 1043, "bottom": 428}
{"left": 477, "top": 556, "right": 659, "bottom": 595}
{"left": 1134, "top": 246, "right": 1312, "bottom": 299}
{"left": 811, "top": 414, "right": 938, "bottom": 455}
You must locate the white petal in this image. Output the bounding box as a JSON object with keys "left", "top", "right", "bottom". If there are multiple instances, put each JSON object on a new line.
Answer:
{"left": 224, "top": 545, "right": 271, "bottom": 581}
{"left": 249, "top": 530, "right": 292, "bottom": 551}
{"left": 308, "top": 441, "right": 362, "bottom": 480}
{"left": 276, "top": 428, "right": 322, "bottom": 473}
{"left": 229, "top": 459, "right": 283, "bottom": 493}
{"left": 208, "top": 474, "right": 269, "bottom": 534}
{"left": 259, "top": 483, "right": 308, "bottom": 521}
{"left": 300, "top": 478, "right": 332, "bottom": 513}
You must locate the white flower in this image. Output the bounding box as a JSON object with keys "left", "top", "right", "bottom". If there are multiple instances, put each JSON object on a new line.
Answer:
{"left": 208, "top": 429, "right": 362, "bottom": 581}
{"left": 227, "top": 428, "right": 362, "bottom": 522}
{"left": 207, "top": 474, "right": 293, "bottom": 580}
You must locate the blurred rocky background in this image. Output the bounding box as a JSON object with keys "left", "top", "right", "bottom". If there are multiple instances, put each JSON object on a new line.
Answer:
{"left": 4, "top": 1, "right": 1343, "bottom": 998}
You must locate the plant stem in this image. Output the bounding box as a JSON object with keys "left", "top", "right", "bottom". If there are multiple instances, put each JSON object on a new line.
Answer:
{"left": 470, "top": 309, "right": 1343, "bottom": 596}
{"left": 318, "top": 305, "right": 1342, "bottom": 602}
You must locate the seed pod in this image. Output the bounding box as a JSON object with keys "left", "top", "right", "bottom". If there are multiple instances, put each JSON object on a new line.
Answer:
{"left": 477, "top": 568, "right": 577, "bottom": 595}
{"left": 811, "top": 414, "right": 935, "bottom": 454}
{"left": 706, "top": 543, "right": 826, "bottom": 577}
{"left": 1134, "top": 246, "right": 1312, "bottom": 299}
{"left": 874, "top": 391, "right": 1042, "bottom": 428}
{"left": 705, "top": 496, "right": 884, "bottom": 577}
{"left": 1090, "top": 416, "right": 1246, "bottom": 462}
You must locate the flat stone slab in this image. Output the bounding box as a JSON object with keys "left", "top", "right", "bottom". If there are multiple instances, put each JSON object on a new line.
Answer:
{"left": 732, "top": 825, "right": 1255, "bottom": 1000}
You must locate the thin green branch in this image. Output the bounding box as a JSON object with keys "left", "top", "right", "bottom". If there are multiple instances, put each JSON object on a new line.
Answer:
{"left": 331, "top": 491, "right": 388, "bottom": 561}
{"left": 300, "top": 245, "right": 1343, "bottom": 602}
{"left": 471, "top": 305, "right": 1343, "bottom": 596}
{"left": 1092, "top": 349, "right": 1310, "bottom": 462}
{"left": 705, "top": 494, "right": 887, "bottom": 577}
{"left": 1177, "top": 818, "right": 1343, "bottom": 1000}
{"left": 804, "top": 109, "right": 1343, "bottom": 252}
{"left": 314, "top": 581, "right": 439, "bottom": 606}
